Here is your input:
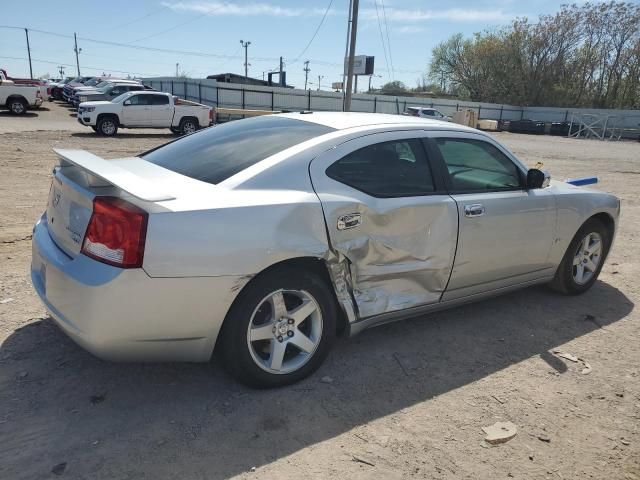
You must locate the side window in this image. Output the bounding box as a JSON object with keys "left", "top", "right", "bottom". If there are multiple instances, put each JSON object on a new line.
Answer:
{"left": 326, "top": 139, "right": 435, "bottom": 197}
{"left": 126, "top": 94, "right": 147, "bottom": 106}
{"left": 110, "top": 86, "right": 125, "bottom": 96}
{"left": 150, "top": 95, "right": 170, "bottom": 105}
{"left": 434, "top": 138, "right": 522, "bottom": 192}
{"left": 129, "top": 85, "right": 143, "bottom": 92}
{"left": 423, "top": 110, "right": 434, "bottom": 116}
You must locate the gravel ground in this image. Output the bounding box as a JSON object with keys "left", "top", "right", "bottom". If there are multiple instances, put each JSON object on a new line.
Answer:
{"left": 0, "top": 102, "right": 639, "bottom": 480}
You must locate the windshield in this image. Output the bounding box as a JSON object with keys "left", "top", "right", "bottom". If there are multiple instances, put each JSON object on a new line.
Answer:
{"left": 142, "top": 116, "right": 336, "bottom": 185}
{"left": 85, "top": 78, "right": 100, "bottom": 86}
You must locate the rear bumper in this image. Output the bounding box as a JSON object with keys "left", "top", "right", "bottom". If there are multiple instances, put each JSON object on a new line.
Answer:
{"left": 31, "top": 215, "right": 246, "bottom": 362}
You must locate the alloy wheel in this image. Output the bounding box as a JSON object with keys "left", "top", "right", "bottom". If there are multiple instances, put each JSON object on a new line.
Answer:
{"left": 572, "top": 231, "right": 603, "bottom": 285}
{"left": 246, "top": 289, "right": 323, "bottom": 374}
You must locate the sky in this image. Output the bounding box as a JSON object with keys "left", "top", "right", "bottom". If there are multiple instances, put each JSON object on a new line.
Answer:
{"left": 0, "top": 0, "right": 606, "bottom": 90}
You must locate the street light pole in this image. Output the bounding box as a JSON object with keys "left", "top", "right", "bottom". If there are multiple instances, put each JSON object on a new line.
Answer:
{"left": 303, "top": 60, "right": 310, "bottom": 90}
{"left": 73, "top": 32, "right": 81, "bottom": 76}
{"left": 317, "top": 75, "right": 324, "bottom": 91}
{"left": 24, "top": 29, "right": 33, "bottom": 79}
{"left": 344, "top": 0, "right": 359, "bottom": 111}
{"left": 240, "top": 40, "right": 251, "bottom": 79}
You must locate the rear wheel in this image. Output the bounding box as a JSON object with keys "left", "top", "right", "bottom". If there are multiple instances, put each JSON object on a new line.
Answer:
{"left": 549, "top": 218, "right": 610, "bottom": 295}
{"left": 8, "top": 98, "right": 27, "bottom": 115}
{"left": 97, "top": 116, "right": 118, "bottom": 136}
{"left": 218, "top": 267, "right": 336, "bottom": 388}
{"left": 179, "top": 117, "right": 198, "bottom": 135}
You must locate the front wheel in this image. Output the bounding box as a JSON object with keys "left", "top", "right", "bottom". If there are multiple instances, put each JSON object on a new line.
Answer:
{"left": 96, "top": 116, "right": 118, "bottom": 136}
{"left": 549, "top": 218, "right": 610, "bottom": 295}
{"left": 218, "top": 267, "right": 336, "bottom": 388}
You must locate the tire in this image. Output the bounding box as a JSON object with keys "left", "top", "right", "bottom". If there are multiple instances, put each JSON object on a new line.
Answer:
{"left": 218, "top": 267, "right": 337, "bottom": 388}
{"left": 8, "top": 98, "right": 27, "bottom": 115}
{"left": 549, "top": 218, "right": 610, "bottom": 295}
{"left": 97, "top": 116, "right": 118, "bottom": 136}
{"left": 179, "top": 117, "right": 198, "bottom": 136}
{"left": 170, "top": 127, "right": 180, "bottom": 135}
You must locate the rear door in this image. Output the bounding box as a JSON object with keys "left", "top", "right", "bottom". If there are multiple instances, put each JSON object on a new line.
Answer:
{"left": 148, "top": 94, "right": 173, "bottom": 126}
{"left": 120, "top": 93, "right": 151, "bottom": 126}
{"left": 426, "top": 132, "right": 557, "bottom": 300}
{"left": 310, "top": 130, "right": 458, "bottom": 319}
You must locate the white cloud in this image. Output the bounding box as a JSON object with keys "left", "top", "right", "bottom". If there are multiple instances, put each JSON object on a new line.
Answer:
{"left": 162, "top": 1, "right": 340, "bottom": 17}
{"left": 361, "top": 7, "right": 512, "bottom": 23}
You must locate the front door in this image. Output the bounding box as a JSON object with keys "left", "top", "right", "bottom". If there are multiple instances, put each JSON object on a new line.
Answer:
{"left": 120, "top": 94, "right": 150, "bottom": 126}
{"left": 310, "top": 131, "right": 458, "bottom": 319}
{"left": 427, "top": 133, "right": 557, "bottom": 300}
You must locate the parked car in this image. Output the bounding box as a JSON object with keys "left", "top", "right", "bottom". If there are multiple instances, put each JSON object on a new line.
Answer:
{"left": 31, "top": 112, "right": 619, "bottom": 387}
{"left": 77, "top": 91, "right": 212, "bottom": 135}
{"left": 72, "top": 81, "right": 146, "bottom": 107}
{"left": 0, "top": 73, "right": 43, "bottom": 114}
{"left": 62, "top": 76, "right": 93, "bottom": 102}
{"left": 404, "top": 106, "right": 452, "bottom": 121}
{"left": 50, "top": 77, "right": 74, "bottom": 100}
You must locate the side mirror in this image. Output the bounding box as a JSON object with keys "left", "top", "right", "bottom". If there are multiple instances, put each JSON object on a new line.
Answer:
{"left": 123, "top": 99, "right": 131, "bottom": 106}
{"left": 527, "top": 168, "right": 550, "bottom": 189}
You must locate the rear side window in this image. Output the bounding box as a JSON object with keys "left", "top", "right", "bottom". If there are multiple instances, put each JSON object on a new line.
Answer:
{"left": 142, "top": 116, "right": 335, "bottom": 185}
{"left": 326, "top": 139, "right": 435, "bottom": 197}
{"left": 150, "top": 95, "right": 169, "bottom": 105}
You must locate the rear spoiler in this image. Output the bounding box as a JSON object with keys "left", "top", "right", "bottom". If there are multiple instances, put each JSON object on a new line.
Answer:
{"left": 53, "top": 149, "right": 175, "bottom": 202}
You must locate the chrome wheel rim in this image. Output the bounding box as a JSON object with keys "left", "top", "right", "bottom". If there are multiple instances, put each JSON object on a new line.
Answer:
{"left": 573, "top": 232, "right": 603, "bottom": 285}
{"left": 247, "top": 289, "right": 323, "bottom": 375}
{"left": 183, "top": 122, "right": 196, "bottom": 134}
{"left": 101, "top": 120, "right": 116, "bottom": 135}
{"left": 11, "top": 101, "right": 25, "bottom": 114}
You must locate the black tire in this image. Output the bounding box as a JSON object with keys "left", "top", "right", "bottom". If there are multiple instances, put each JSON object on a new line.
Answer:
{"left": 96, "top": 116, "right": 118, "bottom": 136}
{"left": 218, "top": 267, "right": 337, "bottom": 388}
{"left": 179, "top": 117, "right": 198, "bottom": 136}
{"left": 8, "top": 97, "right": 27, "bottom": 115}
{"left": 549, "top": 218, "right": 610, "bottom": 295}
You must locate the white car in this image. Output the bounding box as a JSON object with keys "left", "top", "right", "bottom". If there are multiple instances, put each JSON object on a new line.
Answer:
{"left": 404, "top": 107, "right": 452, "bottom": 121}
{"left": 0, "top": 74, "right": 43, "bottom": 114}
{"left": 77, "top": 91, "right": 213, "bottom": 136}
{"left": 31, "top": 112, "right": 619, "bottom": 387}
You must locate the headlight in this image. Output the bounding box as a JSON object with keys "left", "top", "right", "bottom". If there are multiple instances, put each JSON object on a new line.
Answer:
{"left": 84, "top": 107, "right": 95, "bottom": 112}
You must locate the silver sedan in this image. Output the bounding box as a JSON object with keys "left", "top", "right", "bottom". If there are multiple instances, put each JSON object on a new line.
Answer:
{"left": 31, "top": 112, "right": 620, "bottom": 387}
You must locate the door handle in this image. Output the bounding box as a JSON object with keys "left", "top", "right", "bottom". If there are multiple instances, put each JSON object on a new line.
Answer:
{"left": 464, "top": 204, "right": 485, "bottom": 217}
{"left": 337, "top": 213, "right": 361, "bottom": 230}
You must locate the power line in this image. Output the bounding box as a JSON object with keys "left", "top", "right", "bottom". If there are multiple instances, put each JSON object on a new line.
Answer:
{"left": 292, "top": 0, "right": 334, "bottom": 63}
{"left": 0, "top": 25, "right": 424, "bottom": 75}
{"left": 108, "top": 5, "right": 170, "bottom": 31}
{"left": 131, "top": 10, "right": 211, "bottom": 43}
{"left": 380, "top": 0, "right": 395, "bottom": 81}
{"left": 373, "top": 0, "right": 391, "bottom": 82}
{"left": 0, "top": 55, "right": 160, "bottom": 77}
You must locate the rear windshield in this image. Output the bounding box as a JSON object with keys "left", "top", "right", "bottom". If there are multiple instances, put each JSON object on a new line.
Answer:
{"left": 142, "top": 116, "right": 335, "bottom": 185}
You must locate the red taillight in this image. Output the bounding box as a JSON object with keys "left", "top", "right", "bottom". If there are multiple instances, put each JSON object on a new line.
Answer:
{"left": 81, "top": 197, "right": 148, "bottom": 268}
{"left": 209, "top": 108, "right": 213, "bottom": 120}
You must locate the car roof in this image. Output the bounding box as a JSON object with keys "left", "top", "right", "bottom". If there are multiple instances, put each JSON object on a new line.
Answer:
{"left": 276, "top": 111, "right": 474, "bottom": 133}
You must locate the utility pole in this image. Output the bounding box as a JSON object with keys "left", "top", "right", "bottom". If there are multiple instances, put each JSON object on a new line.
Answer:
{"left": 342, "top": 0, "right": 353, "bottom": 97}
{"left": 73, "top": 32, "right": 81, "bottom": 76}
{"left": 317, "top": 75, "right": 324, "bottom": 91}
{"left": 279, "top": 56, "right": 284, "bottom": 87}
{"left": 240, "top": 40, "right": 251, "bottom": 79}
{"left": 24, "top": 29, "right": 33, "bottom": 79}
{"left": 58, "top": 66, "right": 65, "bottom": 78}
{"left": 303, "top": 60, "right": 310, "bottom": 90}
{"left": 344, "top": 0, "right": 359, "bottom": 111}
{"left": 176, "top": 63, "right": 179, "bottom": 77}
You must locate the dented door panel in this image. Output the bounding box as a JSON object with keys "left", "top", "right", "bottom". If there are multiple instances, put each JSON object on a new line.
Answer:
{"left": 309, "top": 131, "right": 458, "bottom": 319}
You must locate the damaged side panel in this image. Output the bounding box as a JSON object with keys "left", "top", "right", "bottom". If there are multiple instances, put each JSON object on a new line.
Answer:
{"left": 318, "top": 195, "right": 458, "bottom": 318}
{"left": 309, "top": 130, "right": 459, "bottom": 320}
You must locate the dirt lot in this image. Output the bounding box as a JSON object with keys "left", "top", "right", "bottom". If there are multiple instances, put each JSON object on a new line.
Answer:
{"left": 1, "top": 102, "right": 639, "bottom": 480}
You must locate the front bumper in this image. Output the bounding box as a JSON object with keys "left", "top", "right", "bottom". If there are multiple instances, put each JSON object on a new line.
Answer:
{"left": 31, "top": 216, "right": 246, "bottom": 362}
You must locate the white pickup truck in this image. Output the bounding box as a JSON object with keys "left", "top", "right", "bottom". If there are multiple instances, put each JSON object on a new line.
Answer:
{"left": 77, "top": 91, "right": 212, "bottom": 136}
{"left": 0, "top": 73, "right": 43, "bottom": 114}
